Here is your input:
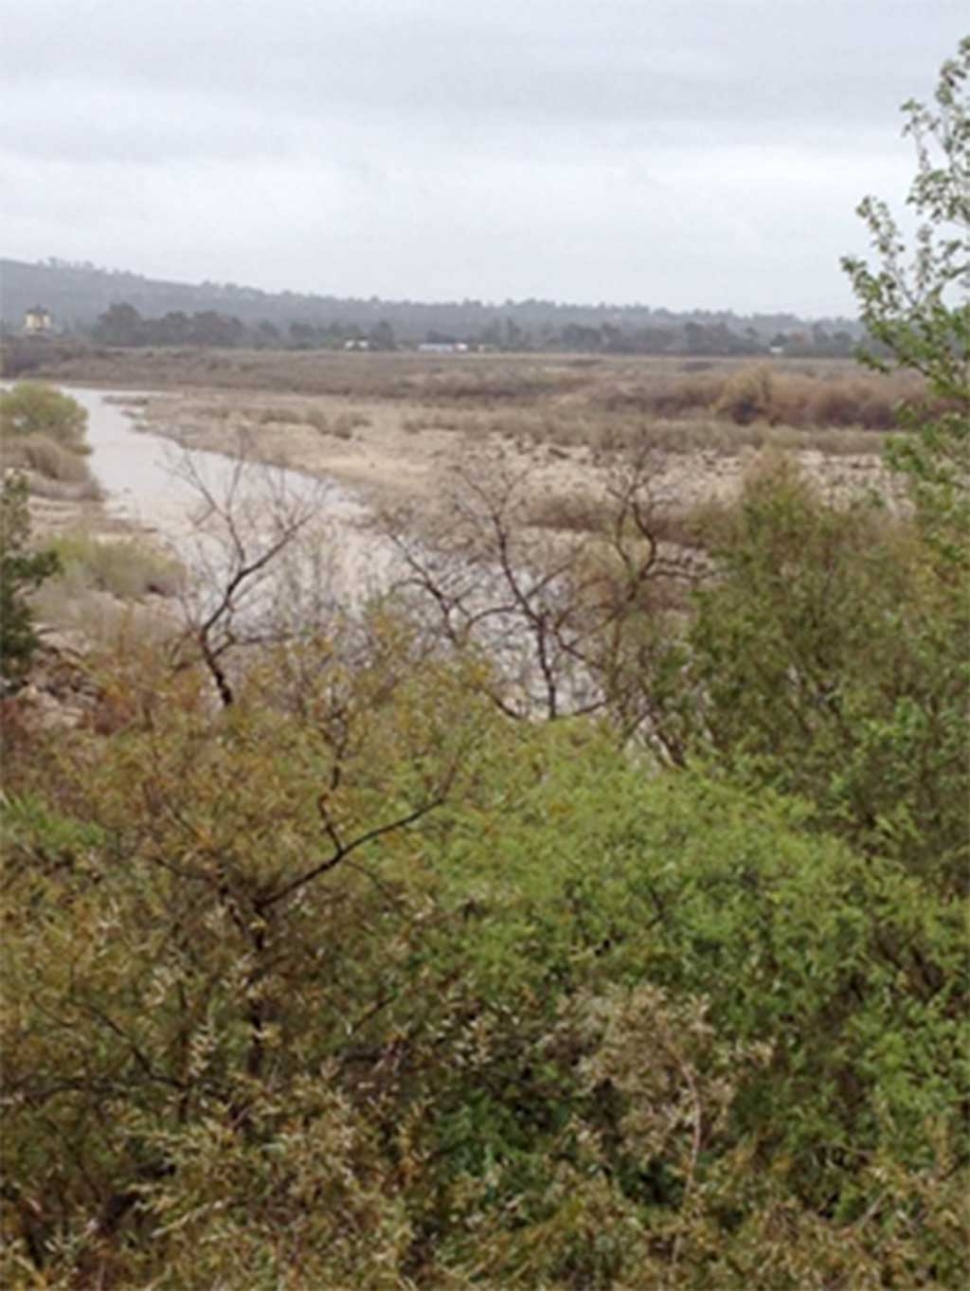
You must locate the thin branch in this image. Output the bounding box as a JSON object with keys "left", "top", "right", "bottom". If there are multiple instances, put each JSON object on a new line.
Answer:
{"left": 258, "top": 793, "right": 449, "bottom": 911}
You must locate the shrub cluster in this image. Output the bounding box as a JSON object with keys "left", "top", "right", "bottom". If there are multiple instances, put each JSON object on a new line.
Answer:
{"left": 1, "top": 435, "right": 965, "bottom": 1286}
{"left": 0, "top": 383, "right": 98, "bottom": 498}
{"left": 597, "top": 364, "right": 925, "bottom": 429}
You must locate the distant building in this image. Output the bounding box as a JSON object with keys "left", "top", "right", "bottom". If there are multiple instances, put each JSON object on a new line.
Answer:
{"left": 23, "top": 306, "right": 54, "bottom": 336}
{"left": 418, "top": 341, "right": 469, "bottom": 354}
{"left": 343, "top": 338, "right": 370, "bottom": 351}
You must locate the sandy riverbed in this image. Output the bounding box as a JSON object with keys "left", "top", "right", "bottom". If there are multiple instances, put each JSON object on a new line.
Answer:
{"left": 130, "top": 388, "right": 897, "bottom": 525}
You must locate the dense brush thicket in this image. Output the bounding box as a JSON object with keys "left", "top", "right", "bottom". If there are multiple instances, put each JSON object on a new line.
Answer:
{"left": 2, "top": 419, "right": 967, "bottom": 1287}
{"left": 0, "top": 578, "right": 965, "bottom": 1289}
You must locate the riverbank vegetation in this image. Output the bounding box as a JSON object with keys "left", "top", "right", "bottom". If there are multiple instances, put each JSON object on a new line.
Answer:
{"left": 2, "top": 429, "right": 966, "bottom": 1285}
{"left": 1, "top": 346, "right": 924, "bottom": 433}
{"left": 1, "top": 42, "right": 967, "bottom": 1290}
{"left": 0, "top": 383, "right": 182, "bottom": 670}
{"left": 41, "top": 531, "right": 183, "bottom": 603}
{"left": 0, "top": 383, "right": 100, "bottom": 501}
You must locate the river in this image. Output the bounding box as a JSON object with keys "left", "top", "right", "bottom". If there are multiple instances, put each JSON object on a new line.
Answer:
{"left": 67, "top": 386, "right": 398, "bottom": 615}
{"left": 18, "top": 386, "right": 586, "bottom": 714}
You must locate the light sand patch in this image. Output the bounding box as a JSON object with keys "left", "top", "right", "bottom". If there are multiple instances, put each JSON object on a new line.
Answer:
{"left": 134, "top": 388, "right": 898, "bottom": 527}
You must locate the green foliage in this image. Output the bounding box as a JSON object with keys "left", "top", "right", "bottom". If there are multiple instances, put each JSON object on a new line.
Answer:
{"left": 842, "top": 37, "right": 969, "bottom": 552}
{"left": 673, "top": 457, "right": 968, "bottom": 889}
{"left": 0, "top": 382, "right": 89, "bottom": 452}
{"left": 0, "top": 476, "right": 59, "bottom": 687}
{"left": 0, "top": 384, "right": 95, "bottom": 501}
{"left": 427, "top": 732, "right": 965, "bottom": 1186}
{"left": 1, "top": 660, "right": 965, "bottom": 1286}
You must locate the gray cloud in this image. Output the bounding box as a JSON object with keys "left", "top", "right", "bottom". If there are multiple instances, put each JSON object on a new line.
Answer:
{"left": 1, "top": 0, "right": 966, "bottom": 312}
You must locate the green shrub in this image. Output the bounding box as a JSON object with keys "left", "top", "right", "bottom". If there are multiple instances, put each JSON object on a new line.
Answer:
{"left": 0, "top": 382, "right": 88, "bottom": 450}
{"left": 4, "top": 697, "right": 962, "bottom": 1286}
{"left": 0, "top": 475, "right": 59, "bottom": 687}
{"left": 680, "top": 456, "right": 968, "bottom": 888}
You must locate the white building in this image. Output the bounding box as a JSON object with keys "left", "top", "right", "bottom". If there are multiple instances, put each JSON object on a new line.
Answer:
{"left": 23, "top": 306, "right": 54, "bottom": 336}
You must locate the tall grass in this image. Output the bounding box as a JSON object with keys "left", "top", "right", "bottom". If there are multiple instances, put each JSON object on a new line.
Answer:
{"left": 2, "top": 434, "right": 93, "bottom": 484}
{"left": 596, "top": 365, "right": 922, "bottom": 430}
{"left": 47, "top": 533, "right": 183, "bottom": 600}
{"left": 11, "top": 347, "right": 925, "bottom": 430}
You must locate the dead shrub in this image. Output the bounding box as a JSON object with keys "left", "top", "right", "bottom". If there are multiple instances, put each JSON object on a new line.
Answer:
{"left": 525, "top": 493, "right": 608, "bottom": 534}
{"left": 19, "top": 474, "right": 103, "bottom": 501}
{"left": 2, "top": 435, "right": 94, "bottom": 484}
{"left": 715, "top": 366, "right": 775, "bottom": 425}
{"left": 257, "top": 406, "right": 298, "bottom": 425}
{"left": 593, "top": 372, "right": 723, "bottom": 417}
{"left": 301, "top": 407, "right": 370, "bottom": 438}
{"left": 331, "top": 410, "right": 370, "bottom": 439}
{"left": 302, "top": 407, "right": 331, "bottom": 434}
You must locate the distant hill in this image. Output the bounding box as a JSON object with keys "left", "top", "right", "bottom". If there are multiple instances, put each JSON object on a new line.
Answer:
{"left": 0, "top": 257, "right": 863, "bottom": 352}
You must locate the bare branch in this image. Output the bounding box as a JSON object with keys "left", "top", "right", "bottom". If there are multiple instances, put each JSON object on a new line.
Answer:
{"left": 167, "top": 436, "right": 326, "bottom": 705}
{"left": 258, "top": 791, "right": 449, "bottom": 911}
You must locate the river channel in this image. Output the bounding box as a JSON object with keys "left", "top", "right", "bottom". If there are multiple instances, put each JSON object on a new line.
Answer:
{"left": 67, "top": 387, "right": 398, "bottom": 613}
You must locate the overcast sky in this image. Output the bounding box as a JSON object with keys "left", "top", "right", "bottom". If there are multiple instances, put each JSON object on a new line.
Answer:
{"left": 1, "top": 1, "right": 965, "bottom": 315}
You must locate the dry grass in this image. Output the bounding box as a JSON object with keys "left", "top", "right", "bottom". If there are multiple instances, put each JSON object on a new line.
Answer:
{"left": 9, "top": 346, "right": 923, "bottom": 453}
{"left": 46, "top": 532, "right": 184, "bottom": 600}
{"left": 3, "top": 434, "right": 93, "bottom": 484}
{"left": 1, "top": 384, "right": 99, "bottom": 499}
{"left": 523, "top": 492, "right": 612, "bottom": 534}
{"left": 523, "top": 490, "right": 714, "bottom": 550}
{"left": 302, "top": 408, "right": 371, "bottom": 438}
{"left": 1, "top": 343, "right": 899, "bottom": 401}
{"left": 62, "top": 352, "right": 903, "bottom": 550}
{"left": 16, "top": 474, "right": 102, "bottom": 502}
{"left": 592, "top": 365, "right": 921, "bottom": 430}
{"left": 3, "top": 429, "right": 102, "bottom": 501}
{"left": 256, "top": 406, "right": 299, "bottom": 425}
{"left": 401, "top": 405, "right": 884, "bottom": 458}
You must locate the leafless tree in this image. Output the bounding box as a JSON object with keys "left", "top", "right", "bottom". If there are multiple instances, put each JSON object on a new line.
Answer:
{"left": 384, "top": 446, "right": 697, "bottom": 740}
{"left": 169, "top": 438, "right": 326, "bottom": 707}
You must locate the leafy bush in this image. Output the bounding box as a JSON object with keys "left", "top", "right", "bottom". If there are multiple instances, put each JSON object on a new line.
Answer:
{"left": 0, "top": 385, "right": 96, "bottom": 495}
{"left": 1, "top": 695, "right": 964, "bottom": 1287}
{"left": 669, "top": 456, "right": 968, "bottom": 888}
{"left": 0, "top": 476, "right": 59, "bottom": 687}
{"left": 1, "top": 47, "right": 965, "bottom": 1289}
{"left": 843, "top": 35, "right": 969, "bottom": 562}
{"left": 0, "top": 382, "right": 89, "bottom": 451}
